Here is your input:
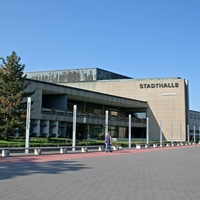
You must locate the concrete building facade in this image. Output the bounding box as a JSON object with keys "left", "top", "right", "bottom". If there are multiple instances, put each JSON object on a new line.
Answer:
{"left": 26, "top": 78, "right": 148, "bottom": 139}
{"left": 189, "top": 110, "right": 200, "bottom": 141}
{"left": 26, "top": 68, "right": 193, "bottom": 141}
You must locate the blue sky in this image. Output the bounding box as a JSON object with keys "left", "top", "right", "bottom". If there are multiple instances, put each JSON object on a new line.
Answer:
{"left": 1, "top": 0, "right": 200, "bottom": 111}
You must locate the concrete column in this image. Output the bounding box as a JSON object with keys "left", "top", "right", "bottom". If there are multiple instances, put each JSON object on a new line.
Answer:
{"left": 55, "top": 121, "right": 59, "bottom": 137}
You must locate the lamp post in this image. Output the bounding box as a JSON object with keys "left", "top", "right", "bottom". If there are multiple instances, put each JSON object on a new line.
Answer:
{"left": 187, "top": 124, "right": 190, "bottom": 144}
{"left": 72, "top": 105, "right": 77, "bottom": 151}
{"left": 25, "top": 97, "right": 31, "bottom": 154}
{"left": 193, "top": 125, "right": 196, "bottom": 145}
{"left": 128, "top": 114, "right": 131, "bottom": 148}
{"left": 146, "top": 117, "right": 149, "bottom": 146}
{"left": 105, "top": 110, "right": 108, "bottom": 137}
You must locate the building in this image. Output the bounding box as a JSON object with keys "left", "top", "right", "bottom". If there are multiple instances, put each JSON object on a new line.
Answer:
{"left": 189, "top": 110, "right": 200, "bottom": 141}
{"left": 26, "top": 78, "right": 148, "bottom": 139}
{"left": 26, "top": 68, "right": 198, "bottom": 141}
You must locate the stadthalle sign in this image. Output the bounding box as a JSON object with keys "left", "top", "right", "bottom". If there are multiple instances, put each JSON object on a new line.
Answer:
{"left": 140, "top": 83, "right": 179, "bottom": 89}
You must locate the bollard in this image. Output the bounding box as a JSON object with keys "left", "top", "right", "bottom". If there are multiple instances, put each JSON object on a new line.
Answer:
{"left": 2, "top": 149, "right": 10, "bottom": 157}
{"left": 34, "top": 148, "right": 42, "bottom": 155}
{"left": 136, "top": 144, "right": 141, "bottom": 149}
{"left": 81, "top": 147, "right": 88, "bottom": 152}
{"left": 99, "top": 146, "right": 103, "bottom": 151}
{"left": 60, "top": 148, "right": 67, "bottom": 154}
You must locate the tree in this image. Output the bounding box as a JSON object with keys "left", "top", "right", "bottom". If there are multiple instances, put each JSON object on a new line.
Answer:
{"left": 0, "top": 51, "right": 34, "bottom": 140}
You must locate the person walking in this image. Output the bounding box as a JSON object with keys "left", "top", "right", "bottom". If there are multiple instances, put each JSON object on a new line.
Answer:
{"left": 105, "top": 132, "right": 112, "bottom": 152}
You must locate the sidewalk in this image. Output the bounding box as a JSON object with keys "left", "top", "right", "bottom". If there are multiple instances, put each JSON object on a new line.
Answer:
{"left": 0, "top": 145, "right": 195, "bottom": 163}
{"left": 0, "top": 145, "right": 200, "bottom": 200}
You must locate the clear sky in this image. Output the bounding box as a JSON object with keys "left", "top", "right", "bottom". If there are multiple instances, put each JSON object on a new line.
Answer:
{"left": 1, "top": 0, "right": 200, "bottom": 111}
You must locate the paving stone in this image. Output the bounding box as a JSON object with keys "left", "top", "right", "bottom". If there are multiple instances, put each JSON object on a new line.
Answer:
{"left": 0, "top": 146, "right": 200, "bottom": 200}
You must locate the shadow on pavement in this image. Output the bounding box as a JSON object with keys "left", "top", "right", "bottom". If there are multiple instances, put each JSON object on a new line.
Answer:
{"left": 0, "top": 158, "right": 90, "bottom": 180}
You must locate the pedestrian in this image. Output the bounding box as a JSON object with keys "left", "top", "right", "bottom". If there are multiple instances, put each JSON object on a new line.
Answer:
{"left": 105, "top": 132, "right": 112, "bottom": 152}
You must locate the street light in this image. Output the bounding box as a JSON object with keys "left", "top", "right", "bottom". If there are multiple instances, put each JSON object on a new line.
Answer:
{"left": 25, "top": 97, "right": 31, "bottom": 154}
{"left": 128, "top": 114, "right": 131, "bottom": 148}
{"left": 105, "top": 110, "right": 108, "bottom": 137}
{"left": 72, "top": 105, "right": 77, "bottom": 151}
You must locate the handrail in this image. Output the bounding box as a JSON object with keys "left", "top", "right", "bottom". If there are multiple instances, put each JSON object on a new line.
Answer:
{"left": 0, "top": 145, "right": 105, "bottom": 157}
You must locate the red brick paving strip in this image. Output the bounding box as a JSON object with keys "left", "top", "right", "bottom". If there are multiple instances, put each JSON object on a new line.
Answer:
{"left": 0, "top": 145, "right": 199, "bottom": 164}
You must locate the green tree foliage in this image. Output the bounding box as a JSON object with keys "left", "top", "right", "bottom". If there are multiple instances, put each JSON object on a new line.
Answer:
{"left": 0, "top": 52, "right": 33, "bottom": 140}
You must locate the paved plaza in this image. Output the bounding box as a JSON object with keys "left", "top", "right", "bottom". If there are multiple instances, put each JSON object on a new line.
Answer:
{"left": 0, "top": 145, "right": 200, "bottom": 200}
